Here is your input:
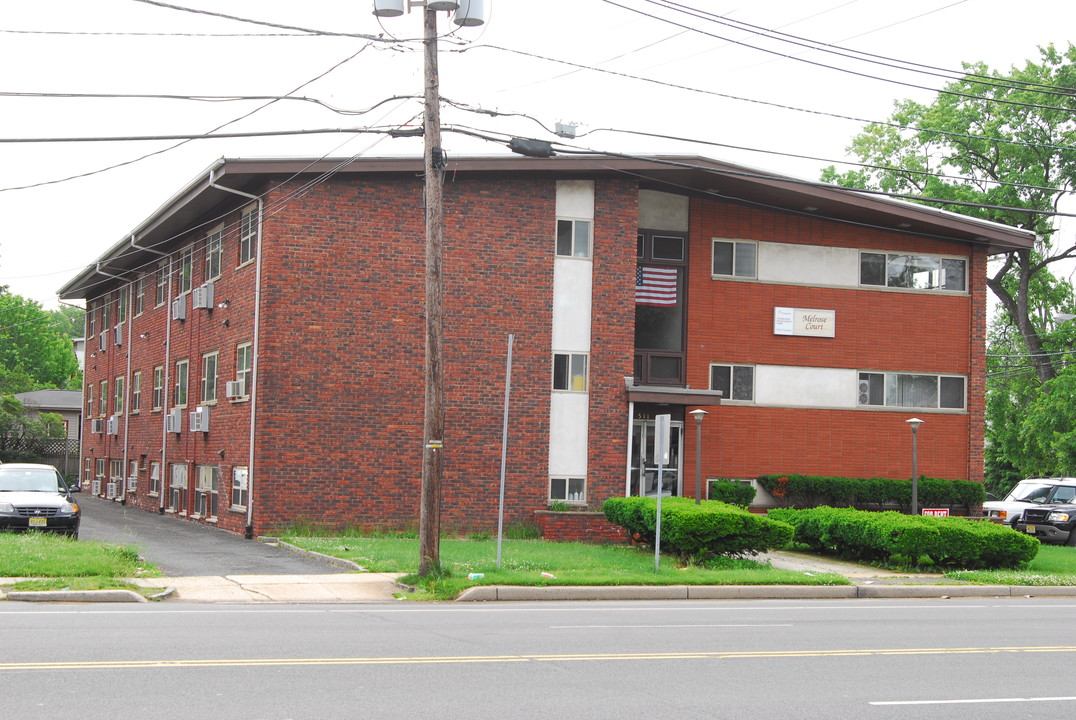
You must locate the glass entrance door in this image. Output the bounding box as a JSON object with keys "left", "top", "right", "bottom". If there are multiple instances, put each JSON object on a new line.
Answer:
{"left": 630, "top": 419, "right": 683, "bottom": 497}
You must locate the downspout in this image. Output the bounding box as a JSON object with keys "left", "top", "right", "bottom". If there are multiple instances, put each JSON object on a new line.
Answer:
{"left": 208, "top": 170, "right": 262, "bottom": 540}
{"left": 121, "top": 281, "right": 133, "bottom": 504}
{"left": 161, "top": 257, "right": 174, "bottom": 514}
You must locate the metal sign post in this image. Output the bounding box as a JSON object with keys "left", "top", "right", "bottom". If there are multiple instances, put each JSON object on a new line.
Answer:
{"left": 653, "top": 414, "right": 671, "bottom": 573}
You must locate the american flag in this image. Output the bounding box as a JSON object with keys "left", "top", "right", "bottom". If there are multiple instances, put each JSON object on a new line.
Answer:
{"left": 635, "top": 266, "right": 678, "bottom": 306}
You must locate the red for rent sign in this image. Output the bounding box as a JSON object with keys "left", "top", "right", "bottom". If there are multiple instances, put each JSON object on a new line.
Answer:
{"left": 921, "top": 508, "right": 950, "bottom": 517}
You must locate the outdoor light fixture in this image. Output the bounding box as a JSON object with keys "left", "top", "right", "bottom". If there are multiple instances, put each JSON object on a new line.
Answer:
{"left": 906, "top": 418, "right": 923, "bottom": 515}
{"left": 688, "top": 409, "right": 709, "bottom": 505}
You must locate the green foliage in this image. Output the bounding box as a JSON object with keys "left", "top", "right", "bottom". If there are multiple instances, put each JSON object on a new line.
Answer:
{"left": 769, "top": 506, "right": 1039, "bottom": 569}
{"left": 707, "top": 479, "right": 756, "bottom": 507}
{"left": 0, "top": 395, "right": 67, "bottom": 462}
{"left": 602, "top": 496, "right": 793, "bottom": 558}
{"left": 0, "top": 291, "right": 81, "bottom": 393}
{"left": 755, "top": 473, "right": 984, "bottom": 510}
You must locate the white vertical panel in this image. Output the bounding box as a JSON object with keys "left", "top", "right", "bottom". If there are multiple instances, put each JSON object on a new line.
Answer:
{"left": 548, "top": 393, "right": 590, "bottom": 476}
{"left": 555, "top": 180, "right": 594, "bottom": 219}
{"left": 551, "top": 258, "right": 592, "bottom": 351}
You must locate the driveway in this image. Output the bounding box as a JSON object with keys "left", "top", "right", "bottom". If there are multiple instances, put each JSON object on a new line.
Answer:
{"left": 78, "top": 494, "right": 342, "bottom": 577}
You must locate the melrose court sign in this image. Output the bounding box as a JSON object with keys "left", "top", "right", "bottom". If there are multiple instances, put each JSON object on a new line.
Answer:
{"left": 774, "top": 307, "right": 835, "bottom": 338}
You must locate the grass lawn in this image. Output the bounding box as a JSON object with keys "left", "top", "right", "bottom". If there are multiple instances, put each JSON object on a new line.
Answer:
{"left": 283, "top": 536, "right": 849, "bottom": 600}
{"left": 945, "top": 544, "right": 1076, "bottom": 586}
{"left": 0, "top": 532, "right": 160, "bottom": 596}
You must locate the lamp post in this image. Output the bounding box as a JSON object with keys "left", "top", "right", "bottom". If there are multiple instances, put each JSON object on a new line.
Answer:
{"left": 372, "top": 0, "right": 485, "bottom": 577}
{"left": 906, "top": 418, "right": 923, "bottom": 515}
{"left": 688, "top": 409, "right": 709, "bottom": 504}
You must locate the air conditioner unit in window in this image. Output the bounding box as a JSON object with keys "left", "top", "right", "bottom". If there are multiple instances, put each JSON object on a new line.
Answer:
{"left": 192, "top": 282, "right": 215, "bottom": 310}
{"left": 90, "top": 418, "right": 103, "bottom": 434}
{"left": 190, "top": 406, "right": 210, "bottom": 433}
{"left": 91, "top": 480, "right": 101, "bottom": 496}
{"left": 106, "top": 482, "right": 118, "bottom": 500}
{"left": 114, "top": 325, "right": 123, "bottom": 346}
{"left": 106, "top": 414, "right": 119, "bottom": 435}
{"left": 98, "top": 331, "right": 107, "bottom": 351}
{"left": 225, "top": 380, "right": 244, "bottom": 399}
{"left": 165, "top": 408, "right": 183, "bottom": 433}
{"left": 857, "top": 379, "right": 872, "bottom": 405}
{"left": 171, "top": 297, "right": 186, "bottom": 321}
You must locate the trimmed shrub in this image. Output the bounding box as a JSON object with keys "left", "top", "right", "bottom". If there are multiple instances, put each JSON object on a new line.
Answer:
{"left": 603, "top": 496, "right": 792, "bottom": 558}
{"left": 769, "top": 506, "right": 1038, "bottom": 569}
{"left": 757, "top": 474, "right": 986, "bottom": 511}
{"left": 708, "top": 480, "right": 756, "bottom": 507}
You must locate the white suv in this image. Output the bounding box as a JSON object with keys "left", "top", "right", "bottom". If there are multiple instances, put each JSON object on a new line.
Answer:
{"left": 983, "top": 477, "right": 1076, "bottom": 528}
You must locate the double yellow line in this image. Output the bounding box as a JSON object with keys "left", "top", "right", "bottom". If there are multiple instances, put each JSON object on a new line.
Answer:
{"left": 3, "top": 646, "right": 1075, "bottom": 671}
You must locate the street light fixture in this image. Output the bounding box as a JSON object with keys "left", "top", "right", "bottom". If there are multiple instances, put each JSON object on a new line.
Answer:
{"left": 688, "top": 409, "right": 709, "bottom": 505}
{"left": 906, "top": 417, "right": 923, "bottom": 515}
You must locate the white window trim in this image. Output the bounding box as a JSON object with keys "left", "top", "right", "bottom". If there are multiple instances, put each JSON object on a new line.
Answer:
{"left": 174, "top": 359, "right": 189, "bottom": 409}
{"left": 709, "top": 362, "right": 755, "bottom": 403}
{"left": 555, "top": 218, "right": 593, "bottom": 260}
{"left": 206, "top": 224, "right": 224, "bottom": 281}
{"left": 552, "top": 352, "right": 589, "bottom": 392}
{"left": 238, "top": 204, "right": 258, "bottom": 267}
{"left": 858, "top": 250, "right": 968, "bottom": 293}
{"left": 711, "top": 238, "right": 758, "bottom": 280}
{"left": 549, "top": 476, "right": 587, "bottom": 504}
{"left": 201, "top": 351, "right": 219, "bottom": 405}
{"left": 857, "top": 371, "right": 967, "bottom": 410}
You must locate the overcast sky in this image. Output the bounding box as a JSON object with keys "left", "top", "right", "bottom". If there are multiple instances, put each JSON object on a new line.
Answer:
{"left": 2, "top": 0, "right": 1073, "bottom": 308}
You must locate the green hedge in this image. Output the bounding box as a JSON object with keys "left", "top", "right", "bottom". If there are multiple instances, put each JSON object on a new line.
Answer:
{"left": 603, "top": 496, "right": 792, "bottom": 558}
{"left": 708, "top": 480, "right": 756, "bottom": 507}
{"left": 768, "top": 506, "right": 1038, "bottom": 569}
{"left": 757, "top": 474, "right": 985, "bottom": 511}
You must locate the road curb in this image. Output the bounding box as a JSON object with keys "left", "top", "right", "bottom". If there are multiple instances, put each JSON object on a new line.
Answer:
{"left": 259, "top": 537, "right": 367, "bottom": 572}
{"left": 5, "top": 588, "right": 148, "bottom": 603}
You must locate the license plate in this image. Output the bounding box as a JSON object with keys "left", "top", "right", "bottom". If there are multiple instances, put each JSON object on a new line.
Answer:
{"left": 28, "top": 517, "right": 47, "bottom": 527}
{"left": 1025, "top": 524, "right": 1036, "bottom": 534}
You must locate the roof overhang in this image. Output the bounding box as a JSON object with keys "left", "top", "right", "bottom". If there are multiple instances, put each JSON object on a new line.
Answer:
{"left": 59, "top": 154, "right": 1036, "bottom": 300}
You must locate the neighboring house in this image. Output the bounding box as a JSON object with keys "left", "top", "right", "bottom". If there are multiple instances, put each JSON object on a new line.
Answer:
{"left": 14, "top": 389, "right": 82, "bottom": 441}
{"left": 59, "top": 155, "right": 1033, "bottom": 537}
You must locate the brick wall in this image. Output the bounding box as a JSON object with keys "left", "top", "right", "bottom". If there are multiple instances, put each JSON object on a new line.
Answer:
{"left": 535, "top": 510, "right": 628, "bottom": 544}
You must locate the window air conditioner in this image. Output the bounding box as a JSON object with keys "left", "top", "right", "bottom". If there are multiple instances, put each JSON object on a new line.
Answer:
{"left": 106, "top": 414, "right": 119, "bottom": 435}
{"left": 91, "top": 418, "right": 103, "bottom": 434}
{"left": 105, "top": 482, "right": 118, "bottom": 500}
{"left": 192, "top": 282, "right": 215, "bottom": 310}
{"left": 165, "top": 408, "right": 183, "bottom": 433}
{"left": 190, "top": 406, "right": 210, "bottom": 433}
{"left": 98, "top": 331, "right": 107, "bottom": 351}
{"left": 225, "top": 380, "right": 244, "bottom": 399}
{"left": 91, "top": 480, "right": 101, "bottom": 496}
{"left": 171, "top": 297, "right": 186, "bottom": 321}
{"left": 857, "top": 379, "right": 872, "bottom": 405}
{"left": 114, "top": 325, "right": 123, "bottom": 346}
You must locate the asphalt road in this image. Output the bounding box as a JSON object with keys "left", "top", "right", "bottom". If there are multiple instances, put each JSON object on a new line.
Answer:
{"left": 3, "top": 597, "right": 1076, "bottom": 719}
{"left": 78, "top": 493, "right": 340, "bottom": 576}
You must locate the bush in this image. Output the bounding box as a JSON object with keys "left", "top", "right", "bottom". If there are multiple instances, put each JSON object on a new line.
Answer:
{"left": 603, "top": 496, "right": 792, "bottom": 559}
{"left": 708, "top": 480, "right": 756, "bottom": 507}
{"left": 757, "top": 474, "right": 986, "bottom": 510}
{"left": 769, "top": 506, "right": 1038, "bottom": 569}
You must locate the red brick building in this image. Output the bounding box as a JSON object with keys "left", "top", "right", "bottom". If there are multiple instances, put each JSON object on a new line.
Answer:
{"left": 59, "top": 155, "right": 1033, "bottom": 536}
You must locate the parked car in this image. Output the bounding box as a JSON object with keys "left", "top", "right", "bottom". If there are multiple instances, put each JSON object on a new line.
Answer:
{"left": 982, "top": 477, "right": 1076, "bottom": 528}
{"left": 0, "top": 463, "right": 81, "bottom": 538}
{"left": 1017, "top": 503, "right": 1076, "bottom": 546}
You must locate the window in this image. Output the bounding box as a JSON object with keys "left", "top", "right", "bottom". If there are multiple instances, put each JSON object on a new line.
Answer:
{"left": 131, "top": 371, "right": 141, "bottom": 413}
{"left": 556, "top": 219, "right": 592, "bottom": 258}
{"left": 178, "top": 247, "right": 193, "bottom": 294}
{"left": 712, "top": 239, "right": 757, "bottom": 278}
{"left": 101, "top": 299, "right": 110, "bottom": 332}
{"left": 134, "top": 276, "right": 145, "bottom": 316}
{"left": 110, "top": 460, "right": 123, "bottom": 482}
{"left": 240, "top": 205, "right": 258, "bottom": 265}
{"left": 174, "top": 359, "right": 189, "bottom": 408}
{"left": 114, "top": 376, "right": 124, "bottom": 415}
{"left": 860, "top": 252, "right": 966, "bottom": 292}
{"left": 149, "top": 461, "right": 161, "bottom": 496}
{"left": 231, "top": 466, "right": 249, "bottom": 510}
{"left": 169, "top": 463, "right": 187, "bottom": 514}
{"left": 195, "top": 465, "right": 219, "bottom": 519}
{"left": 117, "top": 289, "right": 127, "bottom": 324}
{"left": 87, "top": 303, "right": 97, "bottom": 336}
{"left": 100, "top": 380, "right": 107, "bottom": 416}
{"left": 651, "top": 235, "right": 685, "bottom": 262}
{"left": 96, "top": 458, "right": 106, "bottom": 479}
{"left": 236, "top": 342, "right": 252, "bottom": 397}
{"left": 152, "top": 366, "right": 164, "bottom": 411}
{"left": 858, "top": 372, "right": 966, "bottom": 409}
{"left": 201, "top": 351, "right": 218, "bottom": 403}
{"left": 550, "top": 477, "right": 585, "bottom": 503}
{"left": 128, "top": 460, "right": 138, "bottom": 491}
{"left": 710, "top": 364, "right": 754, "bottom": 402}
{"left": 155, "top": 261, "right": 168, "bottom": 306}
{"left": 206, "top": 226, "right": 223, "bottom": 281}
{"left": 86, "top": 384, "right": 93, "bottom": 415}
{"left": 84, "top": 457, "right": 93, "bottom": 484}
{"left": 552, "top": 353, "right": 588, "bottom": 391}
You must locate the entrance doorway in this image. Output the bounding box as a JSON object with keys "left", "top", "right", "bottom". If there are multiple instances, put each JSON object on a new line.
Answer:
{"left": 629, "top": 418, "right": 683, "bottom": 497}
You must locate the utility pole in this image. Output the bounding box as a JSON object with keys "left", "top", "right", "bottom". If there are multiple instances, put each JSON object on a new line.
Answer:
{"left": 418, "top": 4, "right": 446, "bottom": 577}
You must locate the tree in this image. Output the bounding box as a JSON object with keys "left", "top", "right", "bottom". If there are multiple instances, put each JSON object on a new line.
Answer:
{"left": 821, "top": 44, "right": 1076, "bottom": 384}
{"left": 0, "top": 290, "right": 81, "bottom": 393}
{"left": 0, "top": 394, "right": 66, "bottom": 463}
